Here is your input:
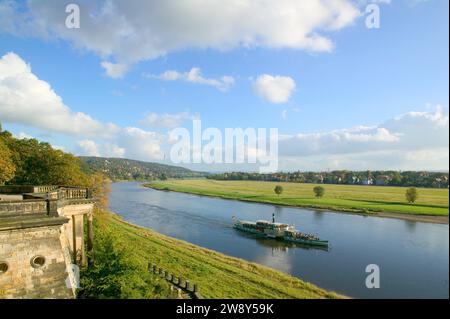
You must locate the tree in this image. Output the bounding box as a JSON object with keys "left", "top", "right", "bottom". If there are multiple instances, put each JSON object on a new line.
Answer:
{"left": 0, "top": 132, "right": 89, "bottom": 186}
{"left": 406, "top": 187, "right": 418, "bottom": 204}
{"left": 274, "top": 185, "right": 283, "bottom": 197}
{"left": 313, "top": 186, "right": 325, "bottom": 198}
{"left": 89, "top": 172, "right": 111, "bottom": 209}
{"left": 0, "top": 139, "right": 16, "bottom": 184}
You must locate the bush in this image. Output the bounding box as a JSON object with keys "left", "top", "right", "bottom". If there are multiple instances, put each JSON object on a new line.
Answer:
{"left": 313, "top": 186, "right": 325, "bottom": 198}
{"left": 274, "top": 185, "right": 283, "bottom": 196}
{"left": 405, "top": 187, "right": 418, "bottom": 204}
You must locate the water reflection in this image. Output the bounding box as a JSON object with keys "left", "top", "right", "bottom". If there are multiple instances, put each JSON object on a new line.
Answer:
{"left": 234, "top": 230, "right": 329, "bottom": 252}
{"left": 405, "top": 220, "right": 418, "bottom": 232}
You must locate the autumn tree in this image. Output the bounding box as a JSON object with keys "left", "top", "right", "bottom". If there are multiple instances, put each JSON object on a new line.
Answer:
{"left": 0, "top": 131, "right": 89, "bottom": 186}
{"left": 89, "top": 172, "right": 111, "bottom": 209}
{"left": 0, "top": 139, "right": 15, "bottom": 184}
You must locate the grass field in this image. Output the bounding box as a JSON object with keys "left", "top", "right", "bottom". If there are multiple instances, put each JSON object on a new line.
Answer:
{"left": 145, "top": 179, "right": 449, "bottom": 218}
{"left": 88, "top": 210, "right": 341, "bottom": 299}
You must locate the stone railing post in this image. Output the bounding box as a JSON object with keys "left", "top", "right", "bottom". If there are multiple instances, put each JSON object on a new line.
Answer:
{"left": 87, "top": 213, "right": 94, "bottom": 266}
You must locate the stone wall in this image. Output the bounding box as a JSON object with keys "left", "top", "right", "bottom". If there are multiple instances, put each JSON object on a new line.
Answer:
{"left": 0, "top": 185, "right": 96, "bottom": 299}
{"left": 0, "top": 225, "right": 74, "bottom": 299}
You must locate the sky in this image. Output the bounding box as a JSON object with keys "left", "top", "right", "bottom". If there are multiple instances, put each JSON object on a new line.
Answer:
{"left": 0, "top": 0, "right": 448, "bottom": 172}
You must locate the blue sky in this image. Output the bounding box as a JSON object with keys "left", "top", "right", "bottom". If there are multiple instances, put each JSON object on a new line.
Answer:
{"left": 0, "top": 0, "right": 448, "bottom": 172}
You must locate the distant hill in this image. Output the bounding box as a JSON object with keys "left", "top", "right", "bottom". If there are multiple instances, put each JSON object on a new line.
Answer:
{"left": 79, "top": 156, "right": 205, "bottom": 181}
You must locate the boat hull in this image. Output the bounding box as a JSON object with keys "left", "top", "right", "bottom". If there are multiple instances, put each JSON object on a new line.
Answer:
{"left": 233, "top": 223, "right": 329, "bottom": 247}
{"left": 283, "top": 236, "right": 329, "bottom": 247}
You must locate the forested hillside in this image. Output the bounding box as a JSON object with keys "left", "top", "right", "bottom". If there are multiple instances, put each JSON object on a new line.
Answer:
{"left": 79, "top": 156, "right": 205, "bottom": 181}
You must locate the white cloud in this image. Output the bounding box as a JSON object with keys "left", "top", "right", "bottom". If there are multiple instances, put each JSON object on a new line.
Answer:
{"left": 253, "top": 75, "right": 296, "bottom": 104}
{"left": 103, "top": 143, "right": 126, "bottom": 158}
{"left": 140, "top": 112, "right": 198, "bottom": 129}
{"left": 120, "top": 127, "right": 165, "bottom": 161}
{"left": 277, "top": 107, "right": 449, "bottom": 170}
{"left": 101, "top": 61, "right": 129, "bottom": 79}
{"left": 0, "top": 52, "right": 119, "bottom": 137}
{"left": 77, "top": 139, "right": 125, "bottom": 158}
{"left": 15, "top": 132, "right": 33, "bottom": 140}
{"left": 77, "top": 140, "right": 101, "bottom": 157}
{"left": 0, "top": 0, "right": 360, "bottom": 77}
{"left": 146, "top": 68, "right": 234, "bottom": 92}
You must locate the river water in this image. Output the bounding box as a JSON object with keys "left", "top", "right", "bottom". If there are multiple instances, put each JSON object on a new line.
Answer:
{"left": 109, "top": 182, "right": 449, "bottom": 299}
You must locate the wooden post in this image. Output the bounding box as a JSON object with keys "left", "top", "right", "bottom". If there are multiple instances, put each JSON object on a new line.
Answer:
{"left": 193, "top": 284, "right": 198, "bottom": 293}
{"left": 185, "top": 280, "right": 190, "bottom": 291}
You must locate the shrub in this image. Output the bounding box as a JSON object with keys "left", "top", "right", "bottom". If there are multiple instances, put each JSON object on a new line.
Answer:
{"left": 313, "top": 186, "right": 325, "bottom": 198}
{"left": 274, "top": 185, "right": 283, "bottom": 197}
{"left": 405, "top": 187, "right": 418, "bottom": 204}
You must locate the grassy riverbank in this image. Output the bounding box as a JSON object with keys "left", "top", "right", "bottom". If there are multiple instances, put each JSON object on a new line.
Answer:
{"left": 80, "top": 209, "right": 342, "bottom": 299}
{"left": 145, "top": 180, "right": 449, "bottom": 223}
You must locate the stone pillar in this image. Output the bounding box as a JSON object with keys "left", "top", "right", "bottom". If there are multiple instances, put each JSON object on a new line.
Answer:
{"left": 87, "top": 213, "right": 94, "bottom": 266}
{"left": 72, "top": 214, "right": 85, "bottom": 266}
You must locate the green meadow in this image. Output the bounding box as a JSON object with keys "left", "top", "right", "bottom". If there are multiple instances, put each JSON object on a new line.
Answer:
{"left": 79, "top": 210, "right": 341, "bottom": 299}
{"left": 145, "top": 180, "right": 449, "bottom": 218}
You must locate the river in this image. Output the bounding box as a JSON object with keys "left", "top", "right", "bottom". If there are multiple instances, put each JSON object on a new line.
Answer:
{"left": 109, "top": 182, "right": 449, "bottom": 299}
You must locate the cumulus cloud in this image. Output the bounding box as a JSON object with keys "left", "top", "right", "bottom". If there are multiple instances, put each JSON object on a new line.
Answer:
{"left": 101, "top": 61, "right": 129, "bottom": 79}
{"left": 140, "top": 112, "right": 198, "bottom": 129}
{"left": 253, "top": 75, "right": 296, "bottom": 104}
{"left": 278, "top": 107, "right": 449, "bottom": 170}
{"left": 77, "top": 140, "right": 101, "bottom": 157}
{"left": 15, "top": 132, "right": 34, "bottom": 140}
{"left": 0, "top": 0, "right": 360, "bottom": 77}
{"left": 145, "top": 68, "right": 234, "bottom": 92}
{"left": 76, "top": 129, "right": 166, "bottom": 160}
{"left": 0, "top": 52, "right": 119, "bottom": 137}
{"left": 120, "top": 127, "right": 165, "bottom": 161}
{"left": 77, "top": 139, "right": 126, "bottom": 158}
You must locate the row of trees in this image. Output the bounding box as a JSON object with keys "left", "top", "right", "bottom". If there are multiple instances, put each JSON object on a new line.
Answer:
{"left": 208, "top": 170, "right": 449, "bottom": 189}
{"left": 273, "top": 185, "right": 419, "bottom": 203}
{"left": 274, "top": 185, "right": 325, "bottom": 198}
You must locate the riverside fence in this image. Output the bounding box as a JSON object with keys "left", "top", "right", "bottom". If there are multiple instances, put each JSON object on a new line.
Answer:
{"left": 148, "top": 262, "right": 203, "bottom": 299}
